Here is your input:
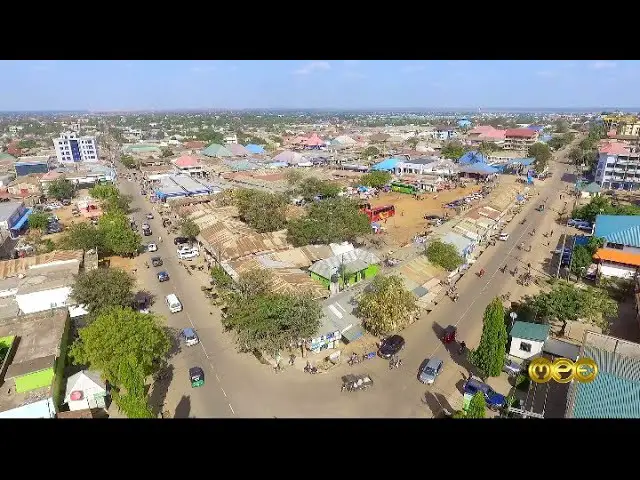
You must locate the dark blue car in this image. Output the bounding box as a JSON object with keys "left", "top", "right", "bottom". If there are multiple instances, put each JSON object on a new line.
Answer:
{"left": 463, "top": 378, "right": 506, "bottom": 410}
{"left": 157, "top": 271, "right": 170, "bottom": 282}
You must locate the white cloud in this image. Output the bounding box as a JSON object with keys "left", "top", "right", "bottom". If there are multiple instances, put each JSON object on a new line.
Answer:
{"left": 591, "top": 61, "right": 617, "bottom": 70}
{"left": 402, "top": 64, "right": 426, "bottom": 73}
{"left": 293, "top": 61, "right": 331, "bottom": 75}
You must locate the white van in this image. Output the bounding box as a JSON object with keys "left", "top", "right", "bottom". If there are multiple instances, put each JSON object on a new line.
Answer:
{"left": 165, "top": 294, "right": 183, "bottom": 313}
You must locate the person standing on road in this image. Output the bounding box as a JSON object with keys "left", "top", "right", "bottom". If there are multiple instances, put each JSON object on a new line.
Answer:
{"left": 289, "top": 353, "right": 296, "bottom": 365}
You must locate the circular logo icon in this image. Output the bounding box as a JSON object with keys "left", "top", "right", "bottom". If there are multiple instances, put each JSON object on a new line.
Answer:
{"left": 551, "top": 358, "right": 575, "bottom": 383}
{"left": 528, "top": 357, "right": 553, "bottom": 383}
{"left": 574, "top": 358, "right": 598, "bottom": 383}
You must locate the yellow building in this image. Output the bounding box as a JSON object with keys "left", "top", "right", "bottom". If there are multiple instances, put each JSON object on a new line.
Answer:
{"left": 618, "top": 122, "right": 640, "bottom": 137}
{"left": 602, "top": 115, "right": 639, "bottom": 131}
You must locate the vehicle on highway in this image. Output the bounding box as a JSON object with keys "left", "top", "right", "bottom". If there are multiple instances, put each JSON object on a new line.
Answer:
{"left": 142, "top": 224, "right": 152, "bottom": 236}
{"left": 463, "top": 378, "right": 506, "bottom": 410}
{"left": 378, "top": 335, "right": 405, "bottom": 359}
{"left": 177, "top": 246, "right": 199, "bottom": 260}
{"left": 189, "top": 367, "right": 204, "bottom": 388}
{"left": 181, "top": 327, "right": 199, "bottom": 346}
{"left": 157, "top": 271, "right": 170, "bottom": 282}
{"left": 165, "top": 294, "right": 183, "bottom": 313}
{"left": 536, "top": 204, "right": 545, "bottom": 212}
{"left": 151, "top": 256, "right": 163, "bottom": 267}
{"left": 503, "top": 358, "right": 522, "bottom": 377}
{"left": 147, "top": 243, "right": 158, "bottom": 252}
{"left": 499, "top": 232, "right": 510, "bottom": 241}
{"left": 174, "top": 236, "right": 189, "bottom": 246}
{"left": 418, "top": 357, "right": 443, "bottom": 385}
{"left": 146, "top": 213, "right": 154, "bottom": 219}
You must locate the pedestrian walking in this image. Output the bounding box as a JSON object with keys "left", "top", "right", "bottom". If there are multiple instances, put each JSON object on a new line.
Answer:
{"left": 551, "top": 230, "right": 554, "bottom": 237}
{"left": 289, "top": 353, "right": 296, "bottom": 366}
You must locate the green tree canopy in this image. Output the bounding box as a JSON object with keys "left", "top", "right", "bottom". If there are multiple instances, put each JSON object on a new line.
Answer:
{"left": 527, "top": 142, "right": 552, "bottom": 173}
{"left": 180, "top": 218, "right": 201, "bottom": 240}
{"left": 47, "top": 178, "right": 75, "bottom": 200}
{"left": 89, "top": 184, "right": 120, "bottom": 200}
{"left": 27, "top": 212, "right": 50, "bottom": 231}
{"left": 98, "top": 212, "right": 141, "bottom": 256}
{"left": 223, "top": 293, "right": 321, "bottom": 355}
{"left": 235, "top": 269, "right": 273, "bottom": 299}
{"left": 466, "top": 392, "right": 487, "bottom": 418}
{"left": 572, "top": 196, "right": 640, "bottom": 223}
{"left": 296, "top": 178, "right": 341, "bottom": 202}
{"left": 161, "top": 147, "right": 173, "bottom": 158}
{"left": 359, "top": 171, "right": 391, "bottom": 188}
{"left": 525, "top": 281, "right": 617, "bottom": 333}
{"left": 287, "top": 197, "right": 371, "bottom": 247}
{"left": 441, "top": 140, "right": 467, "bottom": 160}
{"left": 120, "top": 154, "right": 137, "bottom": 169}
{"left": 284, "top": 169, "right": 304, "bottom": 186}
{"left": 71, "top": 267, "right": 135, "bottom": 314}
{"left": 554, "top": 119, "right": 570, "bottom": 133}
{"left": 357, "top": 275, "right": 418, "bottom": 335}
{"left": 18, "top": 139, "right": 37, "bottom": 149}
{"left": 469, "top": 298, "right": 508, "bottom": 378}
{"left": 570, "top": 237, "right": 604, "bottom": 277}
{"left": 235, "top": 189, "right": 288, "bottom": 233}
{"left": 362, "top": 146, "right": 380, "bottom": 159}
{"left": 425, "top": 240, "right": 464, "bottom": 272}
{"left": 59, "top": 223, "right": 104, "bottom": 252}
{"left": 69, "top": 306, "right": 170, "bottom": 418}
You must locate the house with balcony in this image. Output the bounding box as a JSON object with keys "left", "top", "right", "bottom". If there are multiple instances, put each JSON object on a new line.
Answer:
{"left": 593, "top": 142, "right": 640, "bottom": 191}
{"left": 504, "top": 128, "right": 539, "bottom": 151}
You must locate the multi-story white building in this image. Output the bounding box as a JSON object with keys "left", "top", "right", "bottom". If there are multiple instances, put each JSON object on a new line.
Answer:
{"left": 594, "top": 142, "right": 640, "bottom": 191}
{"left": 53, "top": 132, "right": 99, "bottom": 163}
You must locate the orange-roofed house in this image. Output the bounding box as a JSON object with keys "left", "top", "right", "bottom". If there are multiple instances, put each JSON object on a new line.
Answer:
{"left": 593, "top": 248, "right": 640, "bottom": 279}
{"left": 504, "top": 128, "right": 539, "bottom": 151}
{"left": 594, "top": 141, "right": 640, "bottom": 190}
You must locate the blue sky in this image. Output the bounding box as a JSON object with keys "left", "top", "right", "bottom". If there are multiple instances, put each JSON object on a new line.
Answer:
{"left": 1, "top": 60, "right": 638, "bottom": 111}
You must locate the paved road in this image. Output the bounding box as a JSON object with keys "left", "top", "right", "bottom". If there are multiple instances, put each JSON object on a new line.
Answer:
{"left": 114, "top": 138, "right": 579, "bottom": 418}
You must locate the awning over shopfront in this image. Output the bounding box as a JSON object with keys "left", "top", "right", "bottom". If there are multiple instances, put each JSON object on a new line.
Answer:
{"left": 10, "top": 208, "right": 32, "bottom": 231}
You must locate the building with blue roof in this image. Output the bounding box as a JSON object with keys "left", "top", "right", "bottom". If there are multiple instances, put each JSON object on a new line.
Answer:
{"left": 593, "top": 215, "right": 640, "bottom": 250}
{"left": 527, "top": 125, "right": 544, "bottom": 132}
{"left": 371, "top": 158, "right": 402, "bottom": 171}
{"left": 245, "top": 144, "right": 265, "bottom": 154}
{"left": 439, "top": 231, "right": 474, "bottom": 261}
{"left": 458, "top": 151, "right": 488, "bottom": 165}
{"left": 457, "top": 119, "right": 472, "bottom": 128}
{"left": 459, "top": 163, "right": 499, "bottom": 176}
{"left": 565, "top": 331, "right": 640, "bottom": 418}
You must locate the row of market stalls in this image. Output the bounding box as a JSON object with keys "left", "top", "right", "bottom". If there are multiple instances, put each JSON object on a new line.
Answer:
{"left": 201, "top": 143, "right": 266, "bottom": 158}
{"left": 153, "top": 174, "right": 222, "bottom": 200}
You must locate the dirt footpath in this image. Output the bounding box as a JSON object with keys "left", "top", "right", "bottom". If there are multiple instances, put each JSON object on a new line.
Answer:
{"left": 370, "top": 186, "right": 482, "bottom": 247}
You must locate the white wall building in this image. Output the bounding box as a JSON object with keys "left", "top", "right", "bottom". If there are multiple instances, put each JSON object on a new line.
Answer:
{"left": 64, "top": 370, "right": 107, "bottom": 411}
{"left": 594, "top": 143, "right": 640, "bottom": 191}
{"left": 508, "top": 321, "right": 550, "bottom": 360}
{"left": 54, "top": 132, "right": 99, "bottom": 163}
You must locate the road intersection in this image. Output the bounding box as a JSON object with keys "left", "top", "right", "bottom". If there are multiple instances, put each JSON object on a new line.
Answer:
{"left": 115, "top": 139, "right": 578, "bottom": 418}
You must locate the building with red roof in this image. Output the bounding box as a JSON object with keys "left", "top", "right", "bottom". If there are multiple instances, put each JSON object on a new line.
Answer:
{"left": 173, "top": 155, "right": 204, "bottom": 175}
{"left": 467, "top": 125, "right": 507, "bottom": 145}
{"left": 504, "top": 128, "right": 539, "bottom": 151}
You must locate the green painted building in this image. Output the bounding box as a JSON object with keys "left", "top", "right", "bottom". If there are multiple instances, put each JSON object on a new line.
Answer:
{"left": 0, "top": 308, "right": 70, "bottom": 416}
{"left": 309, "top": 248, "right": 381, "bottom": 290}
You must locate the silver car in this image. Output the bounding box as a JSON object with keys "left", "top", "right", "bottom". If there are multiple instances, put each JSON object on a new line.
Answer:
{"left": 503, "top": 358, "right": 522, "bottom": 377}
{"left": 418, "top": 358, "right": 443, "bottom": 384}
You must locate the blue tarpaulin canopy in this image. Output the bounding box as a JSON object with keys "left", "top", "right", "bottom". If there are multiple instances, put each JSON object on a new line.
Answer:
{"left": 516, "top": 195, "right": 525, "bottom": 202}
{"left": 10, "top": 208, "right": 32, "bottom": 231}
{"left": 245, "top": 144, "right": 265, "bottom": 154}
{"left": 459, "top": 163, "right": 499, "bottom": 175}
{"left": 458, "top": 151, "right": 488, "bottom": 165}
{"left": 372, "top": 158, "right": 401, "bottom": 171}
{"left": 507, "top": 157, "right": 535, "bottom": 166}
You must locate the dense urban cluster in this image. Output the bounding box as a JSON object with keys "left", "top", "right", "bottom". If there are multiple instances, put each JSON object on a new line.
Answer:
{"left": 0, "top": 107, "right": 637, "bottom": 419}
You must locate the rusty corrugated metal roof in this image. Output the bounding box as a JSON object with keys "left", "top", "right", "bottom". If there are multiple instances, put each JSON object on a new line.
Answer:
{"left": 0, "top": 250, "right": 83, "bottom": 279}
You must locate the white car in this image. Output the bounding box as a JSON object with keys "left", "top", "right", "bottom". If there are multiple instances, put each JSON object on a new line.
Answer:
{"left": 146, "top": 213, "right": 154, "bottom": 219}
{"left": 177, "top": 247, "right": 199, "bottom": 260}
{"left": 499, "top": 233, "right": 510, "bottom": 241}
{"left": 147, "top": 243, "right": 158, "bottom": 252}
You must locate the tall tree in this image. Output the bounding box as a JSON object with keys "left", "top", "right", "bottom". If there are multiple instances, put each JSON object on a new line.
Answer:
{"left": 72, "top": 267, "right": 135, "bottom": 314}
{"left": 359, "top": 171, "right": 391, "bottom": 188}
{"left": 441, "top": 140, "right": 467, "bottom": 161}
{"left": 466, "top": 392, "right": 487, "bottom": 418}
{"left": 425, "top": 240, "right": 464, "bottom": 271}
{"left": 180, "top": 218, "right": 201, "bottom": 240}
{"left": 287, "top": 197, "right": 371, "bottom": 246}
{"left": 69, "top": 306, "right": 170, "bottom": 418}
{"left": 357, "top": 275, "right": 418, "bottom": 335}
{"left": 235, "top": 189, "right": 288, "bottom": 233}
{"left": 361, "top": 146, "right": 380, "bottom": 159}
{"left": 47, "top": 178, "right": 75, "bottom": 200}
{"left": 98, "top": 212, "right": 141, "bottom": 256}
{"left": 469, "top": 298, "right": 508, "bottom": 378}
{"left": 223, "top": 293, "right": 321, "bottom": 355}
{"left": 296, "top": 178, "right": 341, "bottom": 201}
{"left": 59, "top": 223, "right": 104, "bottom": 252}
{"left": 528, "top": 142, "right": 552, "bottom": 173}
{"left": 27, "top": 212, "right": 50, "bottom": 231}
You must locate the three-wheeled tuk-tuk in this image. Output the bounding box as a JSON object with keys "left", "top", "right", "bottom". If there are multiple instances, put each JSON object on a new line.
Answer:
{"left": 442, "top": 325, "right": 457, "bottom": 344}
{"left": 189, "top": 367, "right": 205, "bottom": 388}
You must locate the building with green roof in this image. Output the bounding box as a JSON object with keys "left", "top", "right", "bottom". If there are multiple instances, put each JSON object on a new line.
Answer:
{"left": 509, "top": 321, "right": 551, "bottom": 360}
{"left": 565, "top": 332, "right": 640, "bottom": 418}
{"left": 201, "top": 143, "right": 232, "bottom": 158}
{"left": 0, "top": 153, "right": 16, "bottom": 162}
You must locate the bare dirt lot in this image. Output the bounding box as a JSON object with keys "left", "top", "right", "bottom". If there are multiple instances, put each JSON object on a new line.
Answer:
{"left": 370, "top": 185, "right": 484, "bottom": 247}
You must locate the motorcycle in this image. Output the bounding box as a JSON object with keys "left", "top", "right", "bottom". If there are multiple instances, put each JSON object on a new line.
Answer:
{"left": 304, "top": 363, "right": 318, "bottom": 374}
{"left": 348, "top": 354, "right": 361, "bottom": 367}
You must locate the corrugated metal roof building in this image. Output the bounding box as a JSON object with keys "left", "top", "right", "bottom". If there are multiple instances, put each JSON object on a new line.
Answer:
{"left": 594, "top": 215, "right": 640, "bottom": 248}
{"left": 565, "top": 332, "right": 640, "bottom": 418}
